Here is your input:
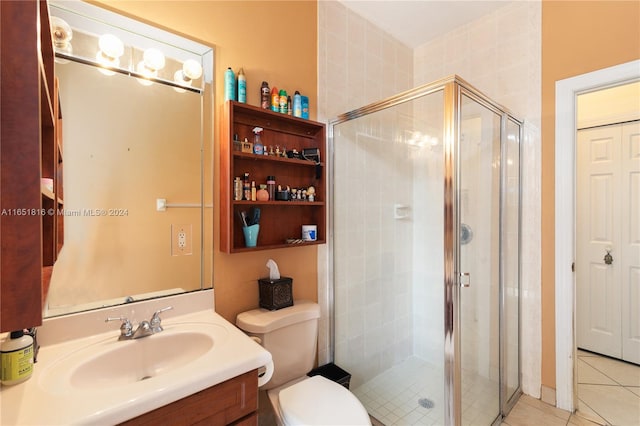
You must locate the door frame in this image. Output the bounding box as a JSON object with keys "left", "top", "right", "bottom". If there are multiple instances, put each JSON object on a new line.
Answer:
{"left": 554, "top": 59, "right": 640, "bottom": 411}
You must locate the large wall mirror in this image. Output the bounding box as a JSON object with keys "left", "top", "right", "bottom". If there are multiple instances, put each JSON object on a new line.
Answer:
{"left": 46, "top": 1, "right": 214, "bottom": 317}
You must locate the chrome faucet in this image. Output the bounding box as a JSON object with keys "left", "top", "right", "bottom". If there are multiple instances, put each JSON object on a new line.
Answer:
{"left": 105, "top": 306, "right": 173, "bottom": 341}
{"left": 105, "top": 316, "right": 134, "bottom": 340}
{"left": 150, "top": 306, "right": 173, "bottom": 333}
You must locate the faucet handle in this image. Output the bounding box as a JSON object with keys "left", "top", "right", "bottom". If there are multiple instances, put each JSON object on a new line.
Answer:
{"left": 106, "top": 316, "right": 133, "bottom": 339}
{"left": 150, "top": 306, "right": 173, "bottom": 333}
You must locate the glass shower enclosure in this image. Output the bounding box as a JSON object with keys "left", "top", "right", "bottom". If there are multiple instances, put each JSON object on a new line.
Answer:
{"left": 329, "top": 76, "right": 522, "bottom": 425}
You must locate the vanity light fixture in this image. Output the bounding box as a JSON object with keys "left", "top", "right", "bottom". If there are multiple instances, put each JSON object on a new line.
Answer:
{"left": 173, "top": 59, "right": 203, "bottom": 92}
{"left": 96, "top": 33, "right": 124, "bottom": 75}
{"left": 50, "top": 16, "right": 73, "bottom": 62}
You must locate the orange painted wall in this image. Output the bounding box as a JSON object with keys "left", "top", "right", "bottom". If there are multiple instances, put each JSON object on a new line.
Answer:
{"left": 95, "top": 1, "right": 319, "bottom": 323}
{"left": 541, "top": 0, "right": 640, "bottom": 389}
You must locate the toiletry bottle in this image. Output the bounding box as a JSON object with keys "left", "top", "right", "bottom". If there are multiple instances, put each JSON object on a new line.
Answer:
{"left": 250, "top": 181, "right": 256, "bottom": 201}
{"left": 260, "top": 81, "right": 270, "bottom": 109}
{"left": 257, "top": 184, "right": 269, "bottom": 201}
{"left": 237, "top": 68, "right": 246, "bottom": 103}
{"left": 301, "top": 94, "right": 309, "bottom": 119}
{"left": 243, "top": 172, "right": 250, "bottom": 200}
{"left": 267, "top": 176, "right": 276, "bottom": 201}
{"left": 252, "top": 127, "right": 264, "bottom": 155}
{"left": 1, "top": 330, "right": 34, "bottom": 386}
{"left": 224, "top": 67, "right": 236, "bottom": 101}
{"left": 279, "top": 89, "right": 288, "bottom": 114}
{"left": 234, "top": 177, "right": 243, "bottom": 201}
{"left": 287, "top": 96, "right": 292, "bottom": 115}
{"left": 270, "top": 86, "right": 279, "bottom": 112}
{"left": 293, "top": 91, "right": 302, "bottom": 117}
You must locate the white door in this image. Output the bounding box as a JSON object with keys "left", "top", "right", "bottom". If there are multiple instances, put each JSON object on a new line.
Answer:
{"left": 577, "top": 121, "right": 640, "bottom": 364}
{"left": 621, "top": 121, "right": 640, "bottom": 364}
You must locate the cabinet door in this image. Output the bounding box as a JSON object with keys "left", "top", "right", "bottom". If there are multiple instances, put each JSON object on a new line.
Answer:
{"left": 0, "top": 0, "right": 44, "bottom": 332}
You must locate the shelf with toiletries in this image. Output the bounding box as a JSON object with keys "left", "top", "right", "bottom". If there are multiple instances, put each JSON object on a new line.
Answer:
{"left": 221, "top": 100, "right": 326, "bottom": 253}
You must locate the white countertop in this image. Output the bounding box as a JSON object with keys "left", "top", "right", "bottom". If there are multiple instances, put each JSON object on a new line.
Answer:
{"left": 0, "top": 290, "right": 272, "bottom": 425}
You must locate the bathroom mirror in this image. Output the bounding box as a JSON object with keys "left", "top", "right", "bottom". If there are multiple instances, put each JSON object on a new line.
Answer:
{"left": 45, "top": 1, "right": 214, "bottom": 317}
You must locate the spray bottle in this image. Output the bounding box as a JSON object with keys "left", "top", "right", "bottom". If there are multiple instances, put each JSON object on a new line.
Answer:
{"left": 237, "top": 68, "right": 246, "bottom": 103}
{"left": 224, "top": 67, "right": 236, "bottom": 101}
{"left": 252, "top": 127, "right": 264, "bottom": 155}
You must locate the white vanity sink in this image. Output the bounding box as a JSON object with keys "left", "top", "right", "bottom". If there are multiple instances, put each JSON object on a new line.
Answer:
{"left": 0, "top": 290, "right": 273, "bottom": 425}
{"left": 40, "top": 323, "right": 226, "bottom": 392}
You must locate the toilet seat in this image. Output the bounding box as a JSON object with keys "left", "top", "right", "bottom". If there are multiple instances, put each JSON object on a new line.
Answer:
{"left": 278, "top": 376, "right": 371, "bottom": 425}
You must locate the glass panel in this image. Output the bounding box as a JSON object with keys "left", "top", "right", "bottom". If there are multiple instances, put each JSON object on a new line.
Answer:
{"left": 458, "top": 93, "right": 502, "bottom": 425}
{"left": 503, "top": 119, "right": 521, "bottom": 403}
{"left": 332, "top": 90, "right": 445, "bottom": 426}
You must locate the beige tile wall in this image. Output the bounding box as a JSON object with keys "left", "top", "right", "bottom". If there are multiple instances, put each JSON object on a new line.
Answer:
{"left": 318, "top": 0, "right": 542, "bottom": 398}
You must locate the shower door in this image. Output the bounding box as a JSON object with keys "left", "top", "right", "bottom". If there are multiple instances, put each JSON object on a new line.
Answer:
{"left": 457, "top": 92, "right": 502, "bottom": 425}
{"left": 331, "top": 89, "right": 447, "bottom": 426}
{"left": 330, "top": 76, "right": 522, "bottom": 426}
{"left": 456, "top": 91, "right": 521, "bottom": 425}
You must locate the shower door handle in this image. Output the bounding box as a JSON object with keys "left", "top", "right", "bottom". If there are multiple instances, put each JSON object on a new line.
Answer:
{"left": 459, "top": 272, "right": 471, "bottom": 288}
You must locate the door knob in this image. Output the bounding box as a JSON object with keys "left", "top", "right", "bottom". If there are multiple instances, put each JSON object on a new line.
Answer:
{"left": 604, "top": 249, "right": 613, "bottom": 265}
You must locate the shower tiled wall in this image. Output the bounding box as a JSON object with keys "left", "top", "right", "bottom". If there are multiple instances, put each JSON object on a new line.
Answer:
{"left": 318, "top": 0, "right": 541, "bottom": 397}
{"left": 318, "top": 1, "right": 413, "bottom": 371}
{"left": 413, "top": 1, "right": 542, "bottom": 397}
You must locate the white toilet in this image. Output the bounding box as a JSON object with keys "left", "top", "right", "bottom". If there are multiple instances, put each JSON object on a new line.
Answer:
{"left": 236, "top": 301, "right": 371, "bottom": 426}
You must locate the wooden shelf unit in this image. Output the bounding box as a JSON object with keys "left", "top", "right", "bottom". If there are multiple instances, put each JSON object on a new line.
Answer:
{"left": 1, "top": 0, "right": 62, "bottom": 332}
{"left": 221, "top": 101, "right": 326, "bottom": 253}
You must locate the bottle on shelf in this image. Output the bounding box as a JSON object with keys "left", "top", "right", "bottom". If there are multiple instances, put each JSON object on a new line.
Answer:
{"left": 270, "top": 86, "right": 279, "bottom": 112}
{"left": 279, "top": 89, "right": 288, "bottom": 114}
{"left": 224, "top": 67, "right": 236, "bottom": 101}
{"left": 253, "top": 127, "right": 264, "bottom": 155}
{"left": 237, "top": 68, "right": 246, "bottom": 103}
{"left": 267, "top": 176, "right": 276, "bottom": 201}
{"left": 260, "top": 81, "right": 270, "bottom": 109}
{"left": 243, "top": 172, "right": 250, "bottom": 200}
{"left": 234, "top": 177, "right": 243, "bottom": 201}
{"left": 293, "top": 91, "right": 302, "bottom": 117}
{"left": 257, "top": 184, "right": 269, "bottom": 201}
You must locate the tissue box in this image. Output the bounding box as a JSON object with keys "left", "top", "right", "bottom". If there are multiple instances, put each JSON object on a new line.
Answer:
{"left": 258, "top": 277, "right": 293, "bottom": 310}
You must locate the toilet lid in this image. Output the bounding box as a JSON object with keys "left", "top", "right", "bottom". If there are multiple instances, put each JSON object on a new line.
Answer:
{"left": 278, "top": 376, "right": 371, "bottom": 425}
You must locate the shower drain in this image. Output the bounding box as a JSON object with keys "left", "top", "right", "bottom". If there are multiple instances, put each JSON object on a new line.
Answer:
{"left": 418, "top": 398, "right": 435, "bottom": 409}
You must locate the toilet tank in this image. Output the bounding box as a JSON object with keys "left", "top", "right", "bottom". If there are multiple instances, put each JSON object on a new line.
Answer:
{"left": 236, "top": 301, "right": 320, "bottom": 390}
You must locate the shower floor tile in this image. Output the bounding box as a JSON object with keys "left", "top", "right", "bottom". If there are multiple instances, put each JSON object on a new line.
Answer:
{"left": 351, "top": 356, "right": 500, "bottom": 425}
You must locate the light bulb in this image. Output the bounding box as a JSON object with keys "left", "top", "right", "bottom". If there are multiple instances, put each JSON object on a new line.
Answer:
{"left": 182, "top": 59, "right": 202, "bottom": 80}
{"left": 98, "top": 34, "right": 124, "bottom": 60}
{"left": 173, "top": 69, "right": 190, "bottom": 85}
{"left": 143, "top": 48, "right": 165, "bottom": 71}
{"left": 136, "top": 61, "right": 155, "bottom": 85}
{"left": 50, "top": 17, "right": 72, "bottom": 49}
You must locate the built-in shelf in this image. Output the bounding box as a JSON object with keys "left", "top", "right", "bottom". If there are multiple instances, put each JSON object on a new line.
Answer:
{"left": 221, "top": 101, "right": 326, "bottom": 253}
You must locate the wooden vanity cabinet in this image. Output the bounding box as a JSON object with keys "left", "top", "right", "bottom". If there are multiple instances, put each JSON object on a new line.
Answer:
{"left": 221, "top": 101, "right": 326, "bottom": 253}
{"left": 120, "top": 369, "right": 259, "bottom": 426}
{"left": 0, "top": 0, "right": 62, "bottom": 332}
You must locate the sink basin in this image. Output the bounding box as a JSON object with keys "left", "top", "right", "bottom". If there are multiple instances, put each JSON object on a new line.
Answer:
{"left": 69, "top": 330, "right": 214, "bottom": 388}
{"left": 39, "top": 322, "right": 228, "bottom": 394}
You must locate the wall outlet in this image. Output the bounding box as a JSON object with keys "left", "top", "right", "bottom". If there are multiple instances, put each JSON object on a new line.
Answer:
{"left": 171, "top": 224, "right": 192, "bottom": 256}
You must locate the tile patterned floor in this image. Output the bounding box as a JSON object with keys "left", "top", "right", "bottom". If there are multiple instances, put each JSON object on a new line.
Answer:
{"left": 504, "top": 350, "right": 639, "bottom": 426}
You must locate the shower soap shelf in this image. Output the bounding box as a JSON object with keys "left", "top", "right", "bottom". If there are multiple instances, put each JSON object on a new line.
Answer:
{"left": 220, "top": 101, "right": 326, "bottom": 253}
